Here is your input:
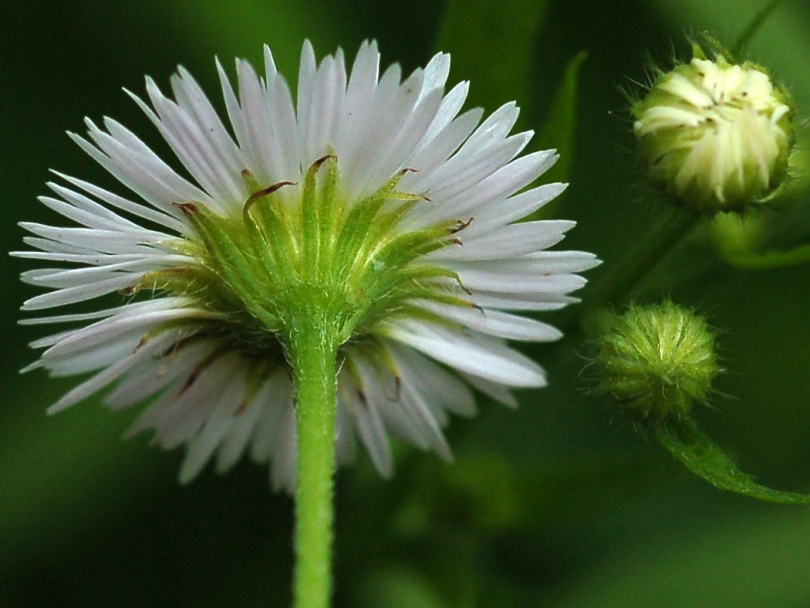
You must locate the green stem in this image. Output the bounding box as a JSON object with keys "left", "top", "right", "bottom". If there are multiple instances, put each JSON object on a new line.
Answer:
{"left": 542, "top": 207, "right": 704, "bottom": 366}
{"left": 731, "top": 0, "right": 783, "bottom": 58}
{"left": 656, "top": 416, "right": 810, "bottom": 504}
{"left": 585, "top": 206, "right": 703, "bottom": 312}
{"left": 722, "top": 243, "right": 810, "bottom": 270}
{"left": 289, "top": 320, "right": 338, "bottom": 608}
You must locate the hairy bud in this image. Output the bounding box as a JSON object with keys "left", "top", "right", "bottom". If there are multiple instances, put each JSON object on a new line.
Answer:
{"left": 633, "top": 44, "right": 794, "bottom": 214}
{"left": 596, "top": 302, "right": 719, "bottom": 423}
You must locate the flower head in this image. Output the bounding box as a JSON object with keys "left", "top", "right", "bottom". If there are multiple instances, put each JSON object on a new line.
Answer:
{"left": 632, "top": 44, "right": 794, "bottom": 213}
{"left": 595, "top": 302, "right": 719, "bottom": 423}
{"left": 18, "top": 41, "right": 597, "bottom": 491}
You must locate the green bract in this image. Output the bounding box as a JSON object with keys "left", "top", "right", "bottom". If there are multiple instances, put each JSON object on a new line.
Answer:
{"left": 596, "top": 302, "right": 719, "bottom": 423}
{"left": 144, "top": 156, "right": 468, "bottom": 358}
{"left": 633, "top": 45, "right": 794, "bottom": 213}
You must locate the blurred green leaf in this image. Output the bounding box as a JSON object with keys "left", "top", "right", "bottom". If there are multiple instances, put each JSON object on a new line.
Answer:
{"left": 649, "top": 0, "right": 810, "bottom": 105}
{"left": 553, "top": 509, "right": 810, "bottom": 608}
{"left": 721, "top": 243, "right": 810, "bottom": 270}
{"left": 731, "top": 0, "right": 784, "bottom": 56}
{"left": 435, "top": 0, "right": 549, "bottom": 115}
{"left": 657, "top": 417, "right": 810, "bottom": 504}
{"left": 392, "top": 450, "right": 667, "bottom": 537}
{"left": 0, "top": 387, "right": 161, "bottom": 564}
{"left": 155, "top": 0, "right": 349, "bottom": 70}
{"left": 353, "top": 566, "right": 447, "bottom": 608}
{"left": 534, "top": 50, "right": 587, "bottom": 188}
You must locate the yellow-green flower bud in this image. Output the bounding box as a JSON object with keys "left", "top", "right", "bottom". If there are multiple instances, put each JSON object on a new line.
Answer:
{"left": 596, "top": 302, "right": 719, "bottom": 423}
{"left": 633, "top": 45, "right": 794, "bottom": 214}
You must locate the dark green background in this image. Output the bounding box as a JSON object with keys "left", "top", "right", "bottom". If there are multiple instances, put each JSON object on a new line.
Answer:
{"left": 3, "top": 0, "right": 810, "bottom": 606}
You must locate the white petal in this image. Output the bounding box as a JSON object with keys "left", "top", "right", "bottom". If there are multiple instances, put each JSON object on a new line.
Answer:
{"left": 137, "top": 353, "right": 243, "bottom": 449}
{"left": 461, "top": 182, "right": 567, "bottom": 237}
{"left": 299, "top": 42, "right": 346, "bottom": 168}
{"left": 21, "top": 297, "right": 188, "bottom": 326}
{"left": 22, "top": 273, "right": 143, "bottom": 310}
{"left": 464, "top": 102, "right": 521, "bottom": 148}
{"left": 359, "top": 87, "right": 444, "bottom": 196}
{"left": 410, "top": 133, "right": 531, "bottom": 209}
{"left": 38, "top": 192, "right": 137, "bottom": 231}
{"left": 470, "top": 291, "right": 579, "bottom": 311}
{"left": 334, "top": 399, "right": 358, "bottom": 467}
{"left": 456, "top": 267, "right": 588, "bottom": 295}
{"left": 31, "top": 335, "right": 143, "bottom": 376}
{"left": 52, "top": 174, "right": 187, "bottom": 234}
{"left": 428, "top": 220, "right": 575, "bottom": 262}
{"left": 72, "top": 120, "right": 213, "bottom": 214}
{"left": 402, "top": 107, "right": 483, "bottom": 184}
{"left": 419, "top": 301, "right": 563, "bottom": 342}
{"left": 215, "top": 381, "right": 272, "bottom": 474}
{"left": 340, "top": 62, "right": 404, "bottom": 199}
{"left": 21, "top": 256, "right": 184, "bottom": 288}
{"left": 333, "top": 41, "right": 381, "bottom": 186}
{"left": 350, "top": 359, "right": 394, "bottom": 477}
{"left": 460, "top": 373, "right": 518, "bottom": 408}
{"left": 179, "top": 368, "right": 247, "bottom": 483}
{"left": 46, "top": 331, "right": 178, "bottom": 413}
{"left": 420, "top": 150, "right": 557, "bottom": 227}
{"left": 250, "top": 367, "right": 294, "bottom": 463}
{"left": 387, "top": 341, "right": 476, "bottom": 417}
{"left": 19, "top": 222, "right": 166, "bottom": 254}
{"left": 13, "top": 251, "right": 189, "bottom": 267}
{"left": 107, "top": 338, "right": 217, "bottom": 410}
{"left": 396, "top": 372, "right": 453, "bottom": 461}
{"left": 418, "top": 52, "right": 450, "bottom": 101}
{"left": 139, "top": 76, "right": 248, "bottom": 208}
{"left": 40, "top": 307, "right": 211, "bottom": 360}
{"left": 269, "top": 397, "right": 298, "bottom": 493}
{"left": 383, "top": 320, "right": 546, "bottom": 387}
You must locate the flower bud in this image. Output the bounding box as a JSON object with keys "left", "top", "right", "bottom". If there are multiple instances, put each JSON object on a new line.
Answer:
{"left": 595, "top": 302, "right": 719, "bottom": 423}
{"left": 632, "top": 44, "right": 794, "bottom": 214}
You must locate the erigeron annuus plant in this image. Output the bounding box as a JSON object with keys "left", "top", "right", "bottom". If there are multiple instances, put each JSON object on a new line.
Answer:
{"left": 17, "top": 41, "right": 598, "bottom": 607}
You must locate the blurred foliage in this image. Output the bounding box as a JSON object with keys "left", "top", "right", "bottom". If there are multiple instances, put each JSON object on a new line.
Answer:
{"left": 436, "top": 0, "right": 549, "bottom": 119}
{"left": 533, "top": 50, "right": 587, "bottom": 190}
{"left": 3, "top": 0, "right": 810, "bottom": 607}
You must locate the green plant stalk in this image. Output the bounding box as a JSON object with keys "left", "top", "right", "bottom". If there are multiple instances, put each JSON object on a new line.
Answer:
{"left": 546, "top": 206, "right": 703, "bottom": 362}
{"left": 657, "top": 417, "right": 810, "bottom": 504}
{"left": 731, "top": 0, "right": 783, "bottom": 57}
{"left": 534, "top": 206, "right": 705, "bottom": 377}
{"left": 586, "top": 206, "right": 703, "bottom": 312}
{"left": 289, "top": 320, "right": 339, "bottom": 608}
{"left": 722, "top": 243, "right": 810, "bottom": 270}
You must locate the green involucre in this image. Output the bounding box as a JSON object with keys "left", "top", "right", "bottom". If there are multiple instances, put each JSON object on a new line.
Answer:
{"left": 139, "top": 156, "right": 469, "bottom": 359}
{"left": 596, "top": 302, "right": 719, "bottom": 423}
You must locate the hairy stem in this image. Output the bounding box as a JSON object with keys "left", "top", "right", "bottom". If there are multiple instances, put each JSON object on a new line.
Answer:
{"left": 289, "top": 319, "right": 338, "bottom": 608}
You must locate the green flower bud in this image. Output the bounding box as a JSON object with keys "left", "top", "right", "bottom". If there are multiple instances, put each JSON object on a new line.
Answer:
{"left": 595, "top": 302, "right": 719, "bottom": 423}
{"left": 632, "top": 45, "right": 794, "bottom": 214}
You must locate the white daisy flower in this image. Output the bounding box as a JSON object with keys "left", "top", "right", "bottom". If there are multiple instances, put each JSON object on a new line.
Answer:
{"left": 17, "top": 41, "right": 598, "bottom": 492}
